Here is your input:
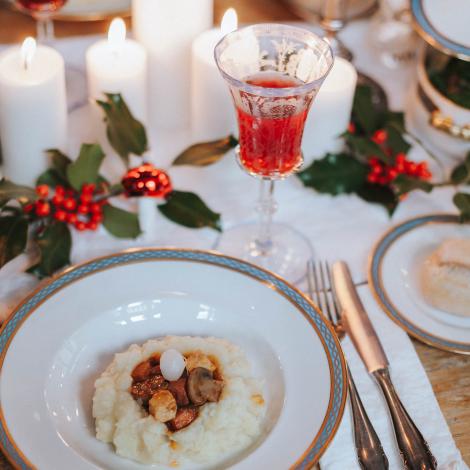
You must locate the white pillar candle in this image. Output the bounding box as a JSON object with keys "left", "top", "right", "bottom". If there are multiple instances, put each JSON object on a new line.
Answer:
{"left": 86, "top": 18, "right": 147, "bottom": 126}
{"left": 302, "top": 57, "right": 357, "bottom": 165}
{"left": 0, "top": 38, "right": 67, "bottom": 186}
{"left": 191, "top": 8, "right": 237, "bottom": 142}
{"left": 132, "top": 0, "right": 213, "bottom": 130}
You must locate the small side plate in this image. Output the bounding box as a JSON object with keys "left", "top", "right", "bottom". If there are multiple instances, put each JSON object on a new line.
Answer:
{"left": 411, "top": 0, "right": 470, "bottom": 60}
{"left": 369, "top": 214, "right": 470, "bottom": 355}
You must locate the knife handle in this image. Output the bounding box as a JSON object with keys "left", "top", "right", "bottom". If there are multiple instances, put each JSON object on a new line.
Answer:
{"left": 373, "top": 368, "right": 437, "bottom": 470}
{"left": 347, "top": 365, "right": 389, "bottom": 470}
{"left": 332, "top": 261, "right": 388, "bottom": 372}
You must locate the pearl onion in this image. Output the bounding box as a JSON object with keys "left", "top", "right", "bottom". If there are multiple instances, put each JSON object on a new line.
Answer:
{"left": 160, "top": 349, "right": 186, "bottom": 381}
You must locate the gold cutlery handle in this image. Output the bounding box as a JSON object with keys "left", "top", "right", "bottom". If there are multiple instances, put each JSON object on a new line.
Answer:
{"left": 373, "top": 368, "right": 437, "bottom": 470}
{"left": 347, "top": 365, "right": 389, "bottom": 470}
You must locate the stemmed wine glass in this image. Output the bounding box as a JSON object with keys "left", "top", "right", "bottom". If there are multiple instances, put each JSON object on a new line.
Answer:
{"left": 13, "top": 0, "right": 67, "bottom": 43}
{"left": 214, "top": 24, "right": 334, "bottom": 283}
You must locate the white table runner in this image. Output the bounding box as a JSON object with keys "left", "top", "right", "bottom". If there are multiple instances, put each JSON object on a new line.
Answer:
{"left": 319, "top": 287, "right": 467, "bottom": 469}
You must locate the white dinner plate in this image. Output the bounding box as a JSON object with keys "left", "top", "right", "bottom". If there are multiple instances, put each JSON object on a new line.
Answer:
{"left": 369, "top": 214, "right": 470, "bottom": 355}
{"left": 56, "top": 0, "right": 130, "bottom": 21}
{"left": 0, "top": 249, "right": 346, "bottom": 469}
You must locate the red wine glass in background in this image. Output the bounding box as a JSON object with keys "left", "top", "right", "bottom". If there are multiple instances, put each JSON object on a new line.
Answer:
{"left": 13, "top": 0, "right": 67, "bottom": 43}
{"left": 214, "top": 24, "right": 334, "bottom": 283}
{"left": 11, "top": 0, "right": 87, "bottom": 110}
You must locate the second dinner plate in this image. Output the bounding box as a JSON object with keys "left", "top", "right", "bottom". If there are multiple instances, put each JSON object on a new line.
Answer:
{"left": 369, "top": 214, "right": 470, "bottom": 355}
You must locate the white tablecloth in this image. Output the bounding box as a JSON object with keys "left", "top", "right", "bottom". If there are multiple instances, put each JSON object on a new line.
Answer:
{"left": 0, "top": 19, "right": 467, "bottom": 470}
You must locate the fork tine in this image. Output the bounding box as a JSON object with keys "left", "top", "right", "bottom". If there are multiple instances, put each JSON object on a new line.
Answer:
{"left": 307, "top": 260, "right": 321, "bottom": 308}
{"left": 318, "top": 261, "right": 335, "bottom": 324}
{"left": 325, "top": 262, "right": 341, "bottom": 324}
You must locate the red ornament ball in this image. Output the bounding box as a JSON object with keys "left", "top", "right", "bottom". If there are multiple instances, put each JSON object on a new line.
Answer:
{"left": 122, "top": 164, "right": 173, "bottom": 198}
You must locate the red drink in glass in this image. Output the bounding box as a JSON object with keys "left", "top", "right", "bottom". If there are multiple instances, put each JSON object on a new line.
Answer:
{"left": 236, "top": 72, "right": 311, "bottom": 178}
{"left": 16, "top": 0, "right": 66, "bottom": 14}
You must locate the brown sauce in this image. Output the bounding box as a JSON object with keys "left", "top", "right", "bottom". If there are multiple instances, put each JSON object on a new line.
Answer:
{"left": 130, "top": 351, "right": 223, "bottom": 432}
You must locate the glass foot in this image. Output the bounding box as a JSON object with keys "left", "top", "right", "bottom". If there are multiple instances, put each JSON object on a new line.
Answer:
{"left": 213, "top": 222, "right": 313, "bottom": 285}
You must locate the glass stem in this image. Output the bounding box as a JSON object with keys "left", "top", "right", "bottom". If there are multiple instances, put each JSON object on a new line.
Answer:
{"left": 36, "top": 16, "right": 55, "bottom": 44}
{"left": 253, "top": 179, "right": 277, "bottom": 256}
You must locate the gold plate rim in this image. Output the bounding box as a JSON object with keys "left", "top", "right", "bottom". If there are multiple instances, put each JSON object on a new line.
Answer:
{"left": 0, "top": 247, "right": 347, "bottom": 469}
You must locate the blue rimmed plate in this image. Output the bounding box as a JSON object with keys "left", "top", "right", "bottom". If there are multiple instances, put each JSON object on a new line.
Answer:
{"left": 0, "top": 249, "right": 346, "bottom": 469}
{"left": 369, "top": 214, "right": 470, "bottom": 355}
{"left": 411, "top": 0, "right": 470, "bottom": 60}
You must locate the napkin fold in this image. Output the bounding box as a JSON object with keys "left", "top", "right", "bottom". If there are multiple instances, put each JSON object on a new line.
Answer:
{"left": 319, "top": 286, "right": 468, "bottom": 470}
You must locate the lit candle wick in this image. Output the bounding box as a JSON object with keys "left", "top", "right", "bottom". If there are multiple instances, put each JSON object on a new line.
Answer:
{"left": 21, "top": 37, "right": 36, "bottom": 71}
{"left": 108, "top": 17, "right": 126, "bottom": 57}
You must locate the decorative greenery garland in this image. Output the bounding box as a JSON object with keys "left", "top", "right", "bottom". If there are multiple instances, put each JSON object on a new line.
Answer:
{"left": 296, "top": 85, "right": 470, "bottom": 218}
{"left": 0, "top": 94, "right": 221, "bottom": 278}
{"left": 1, "top": 84, "right": 469, "bottom": 279}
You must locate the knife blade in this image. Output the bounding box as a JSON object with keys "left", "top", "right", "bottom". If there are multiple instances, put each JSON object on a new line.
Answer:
{"left": 331, "top": 261, "right": 388, "bottom": 372}
{"left": 332, "top": 260, "right": 437, "bottom": 470}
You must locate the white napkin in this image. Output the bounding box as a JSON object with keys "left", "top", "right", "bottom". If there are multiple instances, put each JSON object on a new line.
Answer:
{"left": 320, "top": 286, "right": 468, "bottom": 470}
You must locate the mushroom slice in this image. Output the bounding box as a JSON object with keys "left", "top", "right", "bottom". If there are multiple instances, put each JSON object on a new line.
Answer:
{"left": 185, "top": 351, "right": 216, "bottom": 373}
{"left": 187, "top": 367, "right": 224, "bottom": 405}
{"left": 149, "top": 390, "right": 177, "bottom": 423}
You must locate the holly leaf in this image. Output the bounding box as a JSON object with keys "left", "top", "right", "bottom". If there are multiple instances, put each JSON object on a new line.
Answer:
{"left": 385, "top": 123, "right": 411, "bottom": 155}
{"left": 47, "top": 149, "right": 72, "bottom": 176}
{"left": 0, "top": 216, "right": 28, "bottom": 268}
{"left": 450, "top": 152, "right": 470, "bottom": 185}
{"left": 297, "top": 153, "right": 367, "bottom": 195}
{"left": 393, "top": 175, "right": 433, "bottom": 195}
{"left": 37, "top": 169, "right": 68, "bottom": 188}
{"left": 102, "top": 204, "right": 142, "bottom": 239}
{"left": 345, "top": 135, "right": 389, "bottom": 162}
{"left": 172, "top": 135, "right": 238, "bottom": 166}
{"left": 66, "top": 144, "right": 105, "bottom": 191}
{"left": 357, "top": 183, "right": 398, "bottom": 215}
{"left": 97, "top": 93, "right": 147, "bottom": 167}
{"left": 352, "top": 84, "right": 384, "bottom": 135}
{"left": 451, "top": 163, "right": 468, "bottom": 184}
{"left": 158, "top": 190, "right": 222, "bottom": 231}
{"left": 0, "top": 179, "right": 37, "bottom": 204}
{"left": 453, "top": 192, "right": 470, "bottom": 222}
{"left": 37, "top": 149, "right": 73, "bottom": 188}
{"left": 32, "top": 222, "right": 71, "bottom": 277}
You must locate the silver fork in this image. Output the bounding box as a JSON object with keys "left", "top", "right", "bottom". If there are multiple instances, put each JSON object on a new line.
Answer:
{"left": 307, "top": 260, "right": 389, "bottom": 470}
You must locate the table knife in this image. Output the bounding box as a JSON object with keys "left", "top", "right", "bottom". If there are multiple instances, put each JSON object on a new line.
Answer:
{"left": 332, "top": 261, "right": 437, "bottom": 470}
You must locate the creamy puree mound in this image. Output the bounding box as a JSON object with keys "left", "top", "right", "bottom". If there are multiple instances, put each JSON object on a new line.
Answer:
{"left": 421, "top": 239, "right": 470, "bottom": 317}
{"left": 92, "top": 336, "right": 266, "bottom": 466}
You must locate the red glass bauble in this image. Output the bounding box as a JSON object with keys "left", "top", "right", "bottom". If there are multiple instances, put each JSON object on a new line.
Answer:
{"left": 122, "top": 163, "right": 173, "bottom": 198}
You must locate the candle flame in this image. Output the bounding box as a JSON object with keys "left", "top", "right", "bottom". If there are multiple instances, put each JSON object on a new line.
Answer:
{"left": 108, "top": 17, "right": 126, "bottom": 48}
{"left": 21, "top": 37, "right": 36, "bottom": 70}
{"left": 221, "top": 8, "right": 238, "bottom": 35}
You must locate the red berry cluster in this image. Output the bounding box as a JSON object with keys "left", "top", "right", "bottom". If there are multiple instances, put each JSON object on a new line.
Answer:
{"left": 24, "top": 184, "right": 106, "bottom": 231}
{"left": 362, "top": 129, "right": 432, "bottom": 186}
{"left": 367, "top": 153, "right": 432, "bottom": 185}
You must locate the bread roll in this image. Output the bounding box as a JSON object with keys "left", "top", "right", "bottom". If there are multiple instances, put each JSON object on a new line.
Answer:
{"left": 421, "top": 239, "right": 470, "bottom": 317}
